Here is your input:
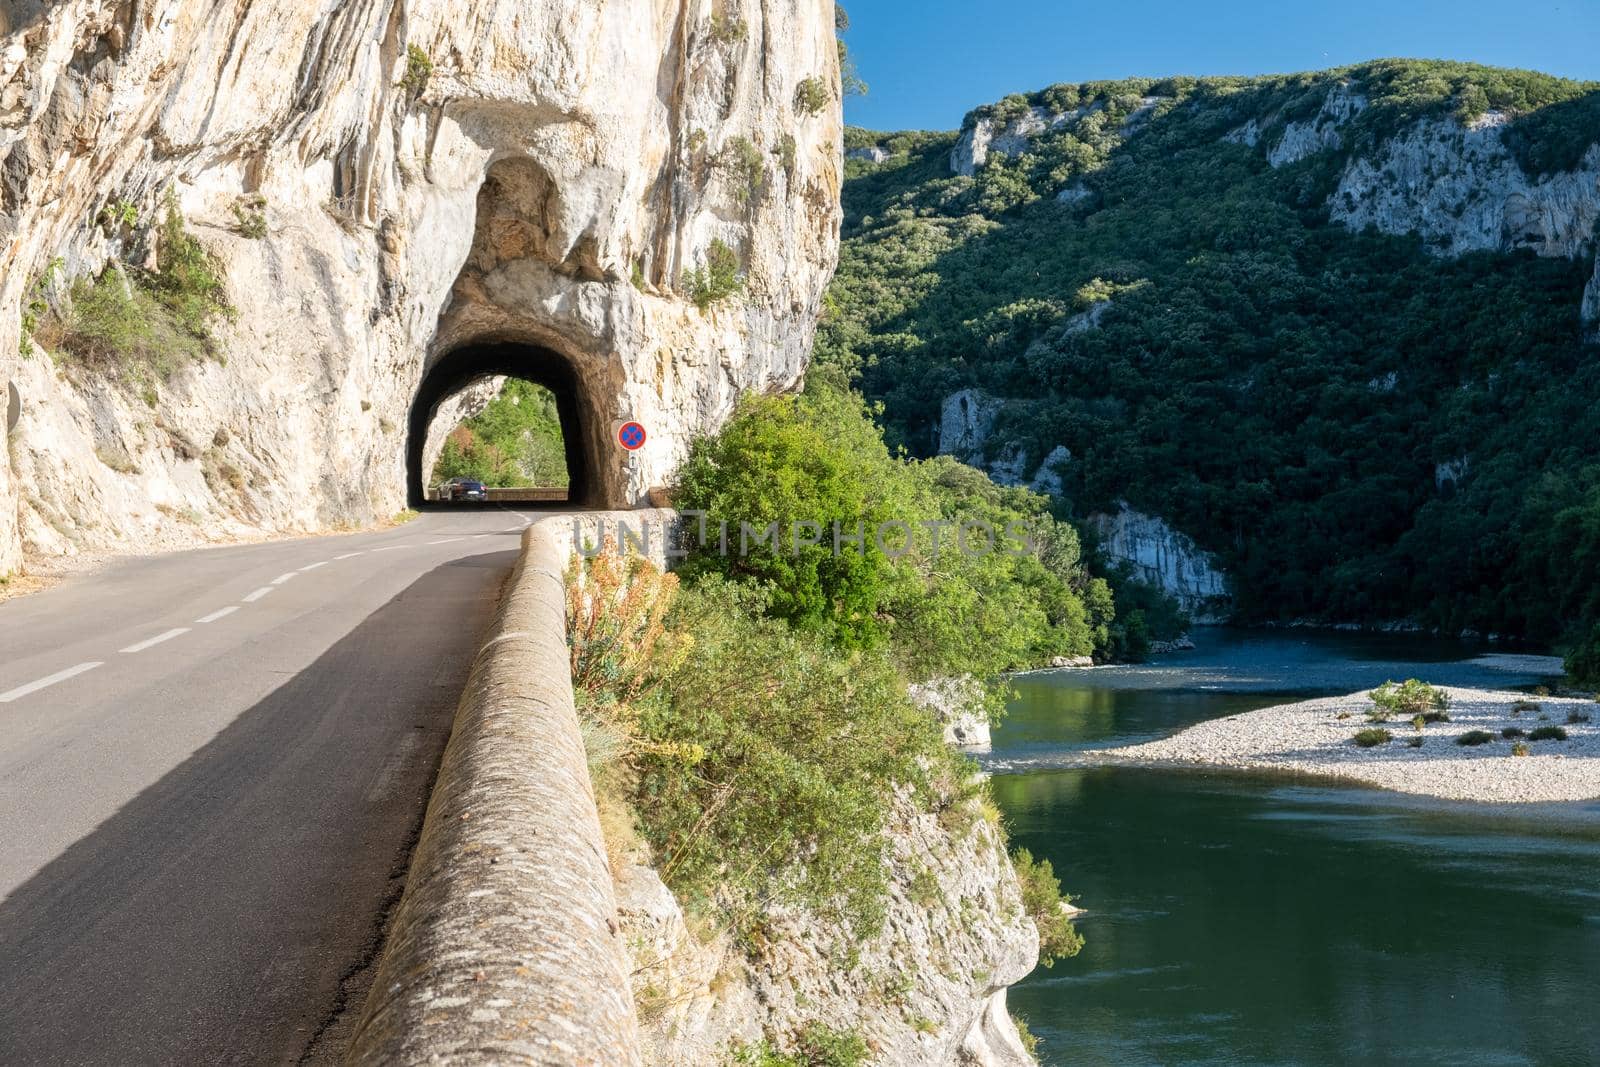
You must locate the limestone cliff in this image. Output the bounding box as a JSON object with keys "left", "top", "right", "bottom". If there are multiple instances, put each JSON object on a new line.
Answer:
{"left": 1087, "top": 504, "right": 1229, "bottom": 623}
{"left": 1, "top": 0, "right": 842, "bottom": 572}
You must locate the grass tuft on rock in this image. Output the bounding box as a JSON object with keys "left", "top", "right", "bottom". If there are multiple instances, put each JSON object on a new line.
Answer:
{"left": 1353, "top": 727, "right": 1393, "bottom": 748}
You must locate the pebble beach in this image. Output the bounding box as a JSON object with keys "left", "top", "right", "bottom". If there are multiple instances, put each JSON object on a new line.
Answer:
{"left": 1098, "top": 685, "right": 1600, "bottom": 803}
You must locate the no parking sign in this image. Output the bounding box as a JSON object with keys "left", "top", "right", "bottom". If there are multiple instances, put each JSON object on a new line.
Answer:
{"left": 614, "top": 420, "right": 647, "bottom": 452}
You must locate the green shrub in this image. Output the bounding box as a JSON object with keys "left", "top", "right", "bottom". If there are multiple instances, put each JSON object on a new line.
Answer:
{"left": 97, "top": 198, "right": 139, "bottom": 231}
{"left": 733, "top": 1023, "right": 869, "bottom": 1067}
{"left": 1565, "top": 624, "right": 1600, "bottom": 685}
{"left": 795, "top": 76, "right": 831, "bottom": 116}
{"left": 17, "top": 256, "right": 63, "bottom": 358}
{"left": 61, "top": 268, "right": 189, "bottom": 375}
{"left": 721, "top": 136, "right": 767, "bottom": 203}
{"left": 629, "top": 577, "right": 952, "bottom": 934}
{"left": 1011, "top": 847, "right": 1084, "bottom": 966}
{"left": 1511, "top": 741, "right": 1531, "bottom": 757}
{"left": 232, "top": 194, "right": 267, "bottom": 239}
{"left": 1528, "top": 725, "right": 1568, "bottom": 741}
{"left": 1501, "top": 726, "right": 1525, "bottom": 738}
{"left": 1456, "top": 730, "right": 1495, "bottom": 746}
{"left": 792, "top": 1023, "right": 868, "bottom": 1067}
{"left": 152, "top": 191, "right": 231, "bottom": 334}
{"left": 1370, "top": 680, "right": 1451, "bottom": 721}
{"left": 1353, "top": 728, "right": 1393, "bottom": 748}
{"left": 1405, "top": 736, "right": 1424, "bottom": 748}
{"left": 709, "top": 14, "right": 747, "bottom": 45}
{"left": 1012, "top": 1014, "right": 1040, "bottom": 1057}
{"left": 1511, "top": 698, "right": 1540, "bottom": 714}
{"left": 1566, "top": 710, "right": 1591, "bottom": 724}
{"left": 682, "top": 238, "right": 744, "bottom": 309}
{"left": 674, "top": 384, "right": 1104, "bottom": 672}
{"left": 777, "top": 132, "right": 798, "bottom": 174}
{"left": 400, "top": 43, "right": 432, "bottom": 95}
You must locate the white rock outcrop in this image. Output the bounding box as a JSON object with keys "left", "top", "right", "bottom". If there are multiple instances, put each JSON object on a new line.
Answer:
{"left": 1, "top": 0, "right": 843, "bottom": 571}
{"left": 951, "top": 105, "right": 1073, "bottom": 176}
{"left": 1089, "top": 503, "right": 1230, "bottom": 621}
{"left": 910, "top": 674, "right": 993, "bottom": 749}
{"left": 937, "top": 390, "right": 1079, "bottom": 494}
{"left": 1332, "top": 123, "right": 1600, "bottom": 258}
{"left": 1222, "top": 118, "right": 1262, "bottom": 148}
{"left": 846, "top": 145, "right": 889, "bottom": 163}
{"left": 938, "top": 388, "right": 1006, "bottom": 458}
{"left": 1266, "top": 82, "right": 1367, "bottom": 167}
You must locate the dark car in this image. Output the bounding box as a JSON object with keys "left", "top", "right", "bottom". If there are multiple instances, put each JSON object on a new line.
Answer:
{"left": 445, "top": 477, "right": 487, "bottom": 502}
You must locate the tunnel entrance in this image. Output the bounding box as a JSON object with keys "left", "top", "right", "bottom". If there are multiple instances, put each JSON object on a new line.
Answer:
{"left": 407, "top": 342, "right": 598, "bottom": 508}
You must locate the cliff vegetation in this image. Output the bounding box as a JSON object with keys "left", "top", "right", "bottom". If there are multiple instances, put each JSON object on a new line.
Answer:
{"left": 565, "top": 390, "right": 1092, "bottom": 1061}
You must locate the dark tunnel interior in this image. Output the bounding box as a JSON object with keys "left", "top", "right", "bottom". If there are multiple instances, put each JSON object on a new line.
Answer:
{"left": 406, "top": 342, "right": 598, "bottom": 508}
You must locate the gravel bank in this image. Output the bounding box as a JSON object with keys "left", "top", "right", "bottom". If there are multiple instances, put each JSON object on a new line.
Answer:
{"left": 1098, "top": 686, "right": 1600, "bottom": 803}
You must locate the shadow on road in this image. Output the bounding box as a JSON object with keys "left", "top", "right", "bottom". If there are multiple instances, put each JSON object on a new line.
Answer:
{"left": 0, "top": 551, "right": 515, "bottom": 1066}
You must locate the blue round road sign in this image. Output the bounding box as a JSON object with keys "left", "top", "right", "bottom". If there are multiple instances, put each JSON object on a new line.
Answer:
{"left": 618, "top": 421, "right": 646, "bottom": 451}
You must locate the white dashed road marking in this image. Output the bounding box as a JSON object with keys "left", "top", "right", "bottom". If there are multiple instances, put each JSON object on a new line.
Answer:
{"left": 196, "top": 606, "right": 239, "bottom": 624}
{"left": 242, "top": 587, "right": 274, "bottom": 603}
{"left": 119, "top": 628, "right": 190, "bottom": 655}
{"left": 333, "top": 552, "right": 363, "bottom": 560}
{"left": 271, "top": 572, "right": 297, "bottom": 585}
{"left": 427, "top": 538, "right": 463, "bottom": 545}
{"left": 0, "top": 662, "right": 104, "bottom": 704}
{"left": 299, "top": 561, "right": 328, "bottom": 572}
{"left": 372, "top": 545, "right": 402, "bottom": 553}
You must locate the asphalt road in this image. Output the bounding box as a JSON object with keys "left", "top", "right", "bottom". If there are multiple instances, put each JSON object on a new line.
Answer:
{"left": 0, "top": 507, "right": 540, "bottom": 1065}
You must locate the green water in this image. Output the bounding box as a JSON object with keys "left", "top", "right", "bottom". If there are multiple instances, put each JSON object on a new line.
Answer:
{"left": 988, "top": 631, "right": 1600, "bottom": 1066}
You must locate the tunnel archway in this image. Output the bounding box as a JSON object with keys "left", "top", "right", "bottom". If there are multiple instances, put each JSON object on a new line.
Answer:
{"left": 407, "top": 342, "right": 600, "bottom": 508}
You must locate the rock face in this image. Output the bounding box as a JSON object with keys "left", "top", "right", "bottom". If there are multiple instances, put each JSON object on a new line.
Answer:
{"left": 617, "top": 791, "right": 1040, "bottom": 1066}
{"left": 935, "top": 389, "right": 1068, "bottom": 495}
{"left": 938, "top": 388, "right": 1005, "bottom": 458}
{"left": 910, "top": 675, "right": 993, "bottom": 748}
{"left": 950, "top": 105, "right": 1072, "bottom": 177}
{"left": 1266, "top": 82, "right": 1366, "bottom": 167}
{"left": 1331, "top": 122, "right": 1600, "bottom": 259}
{"left": 1089, "top": 504, "right": 1230, "bottom": 622}
{"left": 0, "top": 0, "right": 842, "bottom": 571}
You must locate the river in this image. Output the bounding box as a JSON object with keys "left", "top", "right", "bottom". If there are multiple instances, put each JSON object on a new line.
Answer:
{"left": 985, "top": 630, "right": 1600, "bottom": 1066}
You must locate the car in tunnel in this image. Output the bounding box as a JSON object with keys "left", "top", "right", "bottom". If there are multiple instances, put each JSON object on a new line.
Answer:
{"left": 444, "top": 478, "right": 487, "bottom": 503}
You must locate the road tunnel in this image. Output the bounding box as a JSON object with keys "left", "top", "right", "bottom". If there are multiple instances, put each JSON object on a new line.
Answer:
{"left": 406, "top": 341, "right": 601, "bottom": 508}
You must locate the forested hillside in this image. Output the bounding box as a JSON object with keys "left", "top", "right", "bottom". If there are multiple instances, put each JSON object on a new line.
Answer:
{"left": 819, "top": 60, "right": 1600, "bottom": 657}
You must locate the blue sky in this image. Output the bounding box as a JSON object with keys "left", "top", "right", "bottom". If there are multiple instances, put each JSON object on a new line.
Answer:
{"left": 840, "top": 0, "right": 1600, "bottom": 131}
